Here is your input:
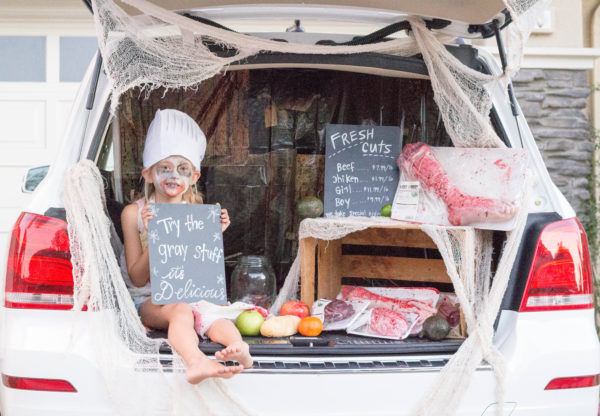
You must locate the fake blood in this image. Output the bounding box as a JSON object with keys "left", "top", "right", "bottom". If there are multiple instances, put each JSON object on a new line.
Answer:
{"left": 160, "top": 179, "right": 187, "bottom": 197}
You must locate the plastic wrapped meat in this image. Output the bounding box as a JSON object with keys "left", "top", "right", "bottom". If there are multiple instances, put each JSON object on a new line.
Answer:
{"left": 436, "top": 293, "right": 461, "bottom": 327}
{"left": 324, "top": 299, "right": 355, "bottom": 324}
{"left": 392, "top": 143, "right": 528, "bottom": 230}
{"left": 346, "top": 286, "right": 440, "bottom": 308}
{"left": 397, "top": 142, "right": 518, "bottom": 226}
{"left": 339, "top": 286, "right": 436, "bottom": 333}
{"left": 311, "top": 298, "right": 370, "bottom": 331}
{"left": 369, "top": 308, "right": 409, "bottom": 338}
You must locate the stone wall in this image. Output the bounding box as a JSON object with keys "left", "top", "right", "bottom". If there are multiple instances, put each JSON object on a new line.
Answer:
{"left": 512, "top": 69, "right": 593, "bottom": 226}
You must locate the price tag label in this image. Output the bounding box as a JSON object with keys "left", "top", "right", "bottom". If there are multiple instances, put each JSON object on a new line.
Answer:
{"left": 391, "top": 181, "right": 420, "bottom": 221}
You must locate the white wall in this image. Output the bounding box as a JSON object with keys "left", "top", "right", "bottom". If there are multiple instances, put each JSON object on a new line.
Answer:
{"left": 0, "top": 3, "right": 95, "bottom": 263}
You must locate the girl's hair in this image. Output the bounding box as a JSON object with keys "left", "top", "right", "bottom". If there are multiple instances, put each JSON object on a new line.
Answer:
{"left": 139, "top": 160, "right": 204, "bottom": 204}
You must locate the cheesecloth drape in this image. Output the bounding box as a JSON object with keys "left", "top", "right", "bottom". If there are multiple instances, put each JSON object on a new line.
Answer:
{"left": 63, "top": 0, "right": 548, "bottom": 414}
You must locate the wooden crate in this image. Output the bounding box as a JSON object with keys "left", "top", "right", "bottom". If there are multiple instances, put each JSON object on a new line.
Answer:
{"left": 300, "top": 224, "right": 451, "bottom": 308}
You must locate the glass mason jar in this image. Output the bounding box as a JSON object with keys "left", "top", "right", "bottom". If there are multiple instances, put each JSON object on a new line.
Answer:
{"left": 230, "top": 256, "right": 277, "bottom": 309}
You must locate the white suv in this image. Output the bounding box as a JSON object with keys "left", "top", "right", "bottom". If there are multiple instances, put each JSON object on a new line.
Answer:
{"left": 1, "top": 2, "right": 599, "bottom": 415}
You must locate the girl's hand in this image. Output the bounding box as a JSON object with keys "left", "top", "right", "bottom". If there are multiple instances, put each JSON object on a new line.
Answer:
{"left": 217, "top": 203, "right": 231, "bottom": 232}
{"left": 141, "top": 204, "right": 154, "bottom": 231}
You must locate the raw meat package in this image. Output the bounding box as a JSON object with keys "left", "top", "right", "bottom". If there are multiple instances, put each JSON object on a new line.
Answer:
{"left": 436, "top": 293, "right": 460, "bottom": 327}
{"left": 311, "top": 298, "right": 369, "bottom": 331}
{"left": 347, "top": 308, "right": 418, "bottom": 340}
{"left": 391, "top": 143, "right": 528, "bottom": 231}
{"left": 436, "top": 293, "right": 465, "bottom": 338}
{"left": 337, "top": 286, "right": 439, "bottom": 334}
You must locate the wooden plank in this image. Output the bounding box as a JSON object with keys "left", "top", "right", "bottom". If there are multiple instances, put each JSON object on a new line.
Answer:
{"left": 317, "top": 239, "right": 343, "bottom": 299}
{"left": 341, "top": 255, "right": 450, "bottom": 283}
{"left": 300, "top": 237, "right": 317, "bottom": 308}
{"left": 342, "top": 228, "right": 438, "bottom": 249}
{"left": 459, "top": 308, "right": 467, "bottom": 338}
{"left": 360, "top": 224, "right": 425, "bottom": 230}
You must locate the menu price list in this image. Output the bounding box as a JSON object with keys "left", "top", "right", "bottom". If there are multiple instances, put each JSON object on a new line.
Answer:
{"left": 324, "top": 124, "right": 402, "bottom": 218}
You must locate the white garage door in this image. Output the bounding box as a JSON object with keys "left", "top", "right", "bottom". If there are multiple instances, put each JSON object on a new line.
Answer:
{"left": 0, "top": 19, "right": 96, "bottom": 266}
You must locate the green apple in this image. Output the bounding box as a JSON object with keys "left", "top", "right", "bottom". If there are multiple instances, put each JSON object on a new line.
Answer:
{"left": 235, "top": 311, "right": 265, "bottom": 336}
{"left": 380, "top": 204, "right": 392, "bottom": 217}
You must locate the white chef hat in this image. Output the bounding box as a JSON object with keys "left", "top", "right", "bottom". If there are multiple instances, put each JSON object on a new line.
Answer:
{"left": 143, "top": 109, "right": 207, "bottom": 169}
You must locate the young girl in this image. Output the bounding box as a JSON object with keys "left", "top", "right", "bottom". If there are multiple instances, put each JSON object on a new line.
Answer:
{"left": 120, "top": 109, "right": 253, "bottom": 384}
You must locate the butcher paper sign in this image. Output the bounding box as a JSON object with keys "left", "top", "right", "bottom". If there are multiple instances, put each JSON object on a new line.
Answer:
{"left": 148, "top": 204, "right": 226, "bottom": 305}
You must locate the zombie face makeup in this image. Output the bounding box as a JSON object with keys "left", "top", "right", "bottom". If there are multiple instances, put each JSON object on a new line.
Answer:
{"left": 153, "top": 156, "right": 194, "bottom": 198}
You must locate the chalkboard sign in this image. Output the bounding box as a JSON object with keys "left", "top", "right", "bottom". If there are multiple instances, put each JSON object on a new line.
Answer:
{"left": 147, "top": 204, "right": 226, "bottom": 305}
{"left": 324, "top": 124, "right": 402, "bottom": 217}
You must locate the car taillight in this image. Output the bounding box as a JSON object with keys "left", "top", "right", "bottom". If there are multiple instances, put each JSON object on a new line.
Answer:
{"left": 2, "top": 374, "right": 77, "bottom": 392}
{"left": 545, "top": 375, "right": 600, "bottom": 390}
{"left": 519, "top": 218, "right": 594, "bottom": 312}
{"left": 4, "top": 212, "right": 74, "bottom": 309}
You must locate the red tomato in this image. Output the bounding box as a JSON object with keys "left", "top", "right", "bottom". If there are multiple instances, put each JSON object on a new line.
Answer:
{"left": 279, "top": 301, "right": 310, "bottom": 319}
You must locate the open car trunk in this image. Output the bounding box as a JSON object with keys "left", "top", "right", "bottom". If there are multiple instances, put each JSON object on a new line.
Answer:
{"left": 88, "top": 0, "right": 512, "bottom": 39}
{"left": 96, "top": 49, "right": 508, "bottom": 358}
{"left": 112, "top": 0, "right": 508, "bottom": 25}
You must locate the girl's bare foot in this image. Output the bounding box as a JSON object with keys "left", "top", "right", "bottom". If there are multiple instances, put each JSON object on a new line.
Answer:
{"left": 185, "top": 357, "right": 243, "bottom": 384}
{"left": 214, "top": 341, "right": 253, "bottom": 369}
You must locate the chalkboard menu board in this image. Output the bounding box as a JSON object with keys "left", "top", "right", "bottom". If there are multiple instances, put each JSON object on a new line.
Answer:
{"left": 324, "top": 124, "right": 402, "bottom": 217}
{"left": 148, "top": 203, "right": 226, "bottom": 305}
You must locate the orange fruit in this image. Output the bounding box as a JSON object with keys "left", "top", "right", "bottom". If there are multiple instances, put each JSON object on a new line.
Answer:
{"left": 298, "top": 316, "right": 323, "bottom": 337}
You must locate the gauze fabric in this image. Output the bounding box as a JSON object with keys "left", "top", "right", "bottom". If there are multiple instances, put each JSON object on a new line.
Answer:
{"left": 143, "top": 109, "right": 207, "bottom": 169}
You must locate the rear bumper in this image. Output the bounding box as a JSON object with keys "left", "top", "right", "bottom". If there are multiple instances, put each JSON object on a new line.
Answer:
{"left": 1, "top": 308, "right": 598, "bottom": 416}
{"left": 1, "top": 390, "right": 114, "bottom": 416}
